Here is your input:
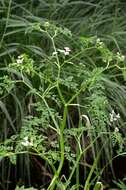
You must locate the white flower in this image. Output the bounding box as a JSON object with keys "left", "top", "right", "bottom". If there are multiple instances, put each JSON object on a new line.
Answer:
{"left": 96, "top": 38, "right": 103, "bottom": 46}
{"left": 16, "top": 55, "right": 24, "bottom": 64}
{"left": 64, "top": 47, "right": 71, "bottom": 55}
{"left": 57, "top": 47, "right": 71, "bottom": 56}
{"left": 52, "top": 51, "right": 58, "bottom": 56}
{"left": 116, "top": 52, "right": 125, "bottom": 62}
{"left": 18, "top": 55, "right": 24, "bottom": 59}
{"left": 44, "top": 22, "right": 50, "bottom": 28}
{"left": 17, "top": 58, "right": 23, "bottom": 64}
{"left": 114, "top": 127, "right": 119, "bottom": 133}
{"left": 64, "top": 47, "right": 71, "bottom": 52}
{"left": 109, "top": 110, "right": 120, "bottom": 122}
{"left": 116, "top": 113, "right": 120, "bottom": 119}
{"left": 96, "top": 38, "right": 100, "bottom": 43}
{"left": 21, "top": 136, "right": 33, "bottom": 147}
{"left": 64, "top": 51, "right": 70, "bottom": 55}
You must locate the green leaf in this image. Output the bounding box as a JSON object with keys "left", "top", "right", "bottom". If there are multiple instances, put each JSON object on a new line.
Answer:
{"left": 94, "top": 182, "right": 103, "bottom": 190}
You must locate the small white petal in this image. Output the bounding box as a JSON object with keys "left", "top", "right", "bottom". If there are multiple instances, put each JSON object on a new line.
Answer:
{"left": 17, "top": 58, "right": 23, "bottom": 64}
{"left": 64, "top": 51, "right": 70, "bottom": 55}
{"left": 116, "top": 113, "right": 120, "bottom": 119}
{"left": 112, "top": 110, "right": 115, "bottom": 114}
{"left": 18, "top": 55, "right": 23, "bottom": 59}
{"left": 97, "top": 38, "right": 101, "bottom": 43}
{"left": 110, "top": 118, "right": 113, "bottom": 122}
{"left": 52, "top": 51, "right": 58, "bottom": 55}
{"left": 115, "top": 127, "right": 119, "bottom": 132}
{"left": 113, "top": 118, "right": 117, "bottom": 121}
{"left": 64, "top": 47, "right": 71, "bottom": 52}
{"left": 21, "top": 140, "right": 33, "bottom": 147}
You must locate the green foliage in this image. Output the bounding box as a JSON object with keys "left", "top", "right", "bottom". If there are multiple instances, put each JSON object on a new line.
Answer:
{"left": 15, "top": 186, "right": 37, "bottom": 190}
{"left": 110, "top": 179, "right": 126, "bottom": 190}
{"left": 0, "top": 21, "right": 125, "bottom": 189}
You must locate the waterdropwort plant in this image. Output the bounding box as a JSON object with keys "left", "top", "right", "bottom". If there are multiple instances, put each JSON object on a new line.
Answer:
{"left": 0, "top": 19, "right": 126, "bottom": 190}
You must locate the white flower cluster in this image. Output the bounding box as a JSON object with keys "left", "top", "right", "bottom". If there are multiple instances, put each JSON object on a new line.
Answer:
{"left": 114, "top": 127, "right": 119, "bottom": 133}
{"left": 16, "top": 55, "right": 24, "bottom": 64}
{"left": 109, "top": 110, "right": 120, "bottom": 122}
{"left": 21, "top": 136, "right": 33, "bottom": 147}
{"left": 96, "top": 38, "right": 104, "bottom": 46}
{"left": 116, "top": 52, "right": 125, "bottom": 62}
{"left": 44, "top": 21, "right": 50, "bottom": 28}
{"left": 52, "top": 47, "right": 71, "bottom": 56}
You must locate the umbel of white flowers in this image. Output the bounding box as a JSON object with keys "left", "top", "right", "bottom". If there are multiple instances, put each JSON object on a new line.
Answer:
{"left": 109, "top": 110, "right": 120, "bottom": 122}
{"left": 21, "top": 136, "right": 33, "bottom": 147}
{"left": 52, "top": 47, "right": 71, "bottom": 56}
{"left": 16, "top": 55, "right": 24, "bottom": 64}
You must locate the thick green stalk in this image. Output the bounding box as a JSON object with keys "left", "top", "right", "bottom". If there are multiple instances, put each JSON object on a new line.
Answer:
{"left": 47, "top": 105, "right": 68, "bottom": 190}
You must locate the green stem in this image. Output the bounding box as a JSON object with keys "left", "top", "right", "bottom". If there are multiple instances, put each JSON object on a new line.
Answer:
{"left": 64, "top": 134, "right": 102, "bottom": 189}
{"left": 47, "top": 105, "right": 68, "bottom": 190}
{"left": 83, "top": 143, "right": 105, "bottom": 190}
{"left": 67, "top": 81, "right": 89, "bottom": 105}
